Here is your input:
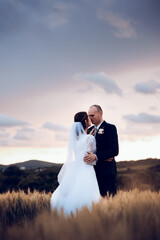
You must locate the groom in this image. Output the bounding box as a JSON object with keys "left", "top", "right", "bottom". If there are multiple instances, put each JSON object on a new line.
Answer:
{"left": 84, "top": 105, "right": 119, "bottom": 197}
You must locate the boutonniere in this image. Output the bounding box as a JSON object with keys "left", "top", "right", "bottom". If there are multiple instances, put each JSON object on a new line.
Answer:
{"left": 98, "top": 128, "right": 104, "bottom": 134}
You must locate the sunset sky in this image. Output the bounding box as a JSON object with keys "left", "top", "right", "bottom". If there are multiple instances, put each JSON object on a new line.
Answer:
{"left": 0, "top": 0, "right": 160, "bottom": 165}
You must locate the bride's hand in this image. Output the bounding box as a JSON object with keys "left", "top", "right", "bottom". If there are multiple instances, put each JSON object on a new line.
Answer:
{"left": 89, "top": 128, "right": 95, "bottom": 136}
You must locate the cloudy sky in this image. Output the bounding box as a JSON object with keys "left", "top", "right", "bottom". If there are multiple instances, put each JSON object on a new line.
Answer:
{"left": 0, "top": 0, "right": 160, "bottom": 164}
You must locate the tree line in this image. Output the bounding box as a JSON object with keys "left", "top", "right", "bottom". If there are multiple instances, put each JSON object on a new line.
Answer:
{"left": 0, "top": 160, "right": 160, "bottom": 193}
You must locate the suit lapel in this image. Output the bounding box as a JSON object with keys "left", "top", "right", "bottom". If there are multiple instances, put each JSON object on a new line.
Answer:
{"left": 95, "top": 121, "right": 106, "bottom": 140}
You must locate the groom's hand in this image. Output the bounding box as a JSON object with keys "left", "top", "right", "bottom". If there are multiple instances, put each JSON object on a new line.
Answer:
{"left": 84, "top": 152, "right": 96, "bottom": 164}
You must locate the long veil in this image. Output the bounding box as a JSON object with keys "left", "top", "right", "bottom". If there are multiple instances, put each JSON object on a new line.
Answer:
{"left": 57, "top": 122, "right": 86, "bottom": 184}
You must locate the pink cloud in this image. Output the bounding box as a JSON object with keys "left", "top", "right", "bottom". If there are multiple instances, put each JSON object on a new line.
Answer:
{"left": 97, "top": 9, "right": 136, "bottom": 38}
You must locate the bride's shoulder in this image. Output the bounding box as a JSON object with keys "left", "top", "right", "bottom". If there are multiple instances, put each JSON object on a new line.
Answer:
{"left": 86, "top": 134, "right": 95, "bottom": 141}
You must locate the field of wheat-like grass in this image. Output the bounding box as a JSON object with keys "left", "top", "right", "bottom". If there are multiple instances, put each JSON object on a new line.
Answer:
{"left": 0, "top": 189, "right": 160, "bottom": 240}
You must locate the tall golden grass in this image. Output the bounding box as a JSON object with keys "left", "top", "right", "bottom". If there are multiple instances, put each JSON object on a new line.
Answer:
{"left": 0, "top": 189, "right": 160, "bottom": 240}
{"left": 0, "top": 189, "right": 51, "bottom": 227}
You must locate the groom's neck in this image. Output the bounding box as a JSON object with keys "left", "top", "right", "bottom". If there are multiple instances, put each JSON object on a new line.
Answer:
{"left": 95, "top": 119, "right": 103, "bottom": 127}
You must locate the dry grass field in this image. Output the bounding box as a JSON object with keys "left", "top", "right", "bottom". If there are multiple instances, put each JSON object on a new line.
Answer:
{"left": 0, "top": 189, "right": 160, "bottom": 240}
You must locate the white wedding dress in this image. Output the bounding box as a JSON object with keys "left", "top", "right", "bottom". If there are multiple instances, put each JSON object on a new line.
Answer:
{"left": 50, "top": 122, "right": 100, "bottom": 215}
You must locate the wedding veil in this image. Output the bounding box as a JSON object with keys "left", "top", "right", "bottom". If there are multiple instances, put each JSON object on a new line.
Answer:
{"left": 57, "top": 122, "right": 86, "bottom": 184}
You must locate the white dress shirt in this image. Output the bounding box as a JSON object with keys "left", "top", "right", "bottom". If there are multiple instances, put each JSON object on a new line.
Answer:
{"left": 94, "top": 120, "right": 104, "bottom": 135}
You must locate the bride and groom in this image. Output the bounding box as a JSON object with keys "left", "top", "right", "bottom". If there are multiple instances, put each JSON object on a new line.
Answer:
{"left": 50, "top": 105, "right": 119, "bottom": 215}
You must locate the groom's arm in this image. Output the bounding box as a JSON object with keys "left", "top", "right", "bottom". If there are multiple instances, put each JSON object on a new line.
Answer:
{"left": 84, "top": 152, "right": 97, "bottom": 164}
{"left": 84, "top": 125, "right": 118, "bottom": 164}
{"left": 96, "top": 125, "right": 119, "bottom": 161}
{"left": 84, "top": 152, "right": 113, "bottom": 164}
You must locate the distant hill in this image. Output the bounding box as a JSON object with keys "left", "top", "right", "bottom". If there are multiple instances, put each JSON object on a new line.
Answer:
{"left": 117, "top": 158, "right": 160, "bottom": 169}
{"left": 0, "top": 158, "right": 160, "bottom": 170}
{"left": 0, "top": 160, "right": 62, "bottom": 170}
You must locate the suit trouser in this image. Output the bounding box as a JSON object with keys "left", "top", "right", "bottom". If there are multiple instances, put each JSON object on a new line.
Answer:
{"left": 97, "top": 175, "right": 117, "bottom": 197}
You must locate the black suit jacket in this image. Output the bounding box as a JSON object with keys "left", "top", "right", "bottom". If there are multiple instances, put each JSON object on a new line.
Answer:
{"left": 88, "top": 121, "right": 119, "bottom": 177}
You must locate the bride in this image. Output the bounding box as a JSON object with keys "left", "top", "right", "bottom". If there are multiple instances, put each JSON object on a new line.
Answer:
{"left": 50, "top": 111, "right": 100, "bottom": 215}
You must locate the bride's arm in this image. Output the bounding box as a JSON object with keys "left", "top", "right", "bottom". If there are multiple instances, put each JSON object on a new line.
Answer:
{"left": 85, "top": 136, "right": 97, "bottom": 165}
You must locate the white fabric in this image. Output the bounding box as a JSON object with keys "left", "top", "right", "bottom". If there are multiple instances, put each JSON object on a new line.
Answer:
{"left": 57, "top": 122, "right": 85, "bottom": 184}
{"left": 50, "top": 123, "right": 100, "bottom": 215}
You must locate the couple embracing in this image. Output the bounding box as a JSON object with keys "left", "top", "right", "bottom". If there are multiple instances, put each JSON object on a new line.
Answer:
{"left": 51, "top": 105, "right": 119, "bottom": 215}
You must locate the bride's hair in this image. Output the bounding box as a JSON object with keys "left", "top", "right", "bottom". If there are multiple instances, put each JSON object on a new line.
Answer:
{"left": 74, "top": 112, "right": 88, "bottom": 130}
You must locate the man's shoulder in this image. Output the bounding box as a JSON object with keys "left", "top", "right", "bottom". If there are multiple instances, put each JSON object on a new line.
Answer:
{"left": 102, "top": 121, "right": 117, "bottom": 130}
{"left": 100, "top": 121, "right": 116, "bottom": 128}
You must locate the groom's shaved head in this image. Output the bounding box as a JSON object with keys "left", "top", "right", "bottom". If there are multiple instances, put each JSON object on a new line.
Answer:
{"left": 88, "top": 105, "right": 103, "bottom": 126}
{"left": 90, "top": 105, "right": 103, "bottom": 113}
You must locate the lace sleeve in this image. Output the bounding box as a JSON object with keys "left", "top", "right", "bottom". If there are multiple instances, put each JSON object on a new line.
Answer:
{"left": 86, "top": 135, "right": 96, "bottom": 153}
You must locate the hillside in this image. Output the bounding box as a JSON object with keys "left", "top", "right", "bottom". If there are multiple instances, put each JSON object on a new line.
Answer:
{"left": 1, "top": 158, "right": 160, "bottom": 170}
{"left": 0, "top": 158, "right": 160, "bottom": 193}
{"left": 0, "top": 160, "right": 62, "bottom": 170}
{"left": 117, "top": 158, "right": 160, "bottom": 169}
{"left": 116, "top": 158, "right": 160, "bottom": 191}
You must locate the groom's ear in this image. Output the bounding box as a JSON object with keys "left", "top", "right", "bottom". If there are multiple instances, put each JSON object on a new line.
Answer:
{"left": 100, "top": 111, "right": 103, "bottom": 118}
